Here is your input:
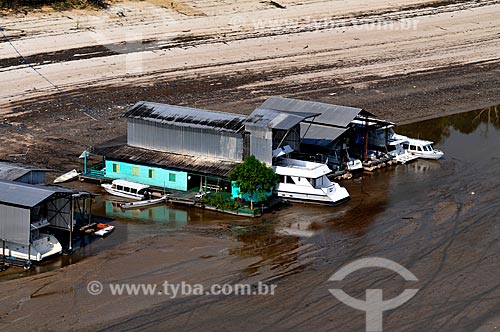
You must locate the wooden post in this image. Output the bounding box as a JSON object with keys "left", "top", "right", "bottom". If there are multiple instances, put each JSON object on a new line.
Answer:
{"left": 88, "top": 198, "right": 93, "bottom": 224}
{"left": 28, "top": 243, "right": 31, "bottom": 266}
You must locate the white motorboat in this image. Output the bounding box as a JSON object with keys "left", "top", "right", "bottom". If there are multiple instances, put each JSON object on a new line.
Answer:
{"left": 395, "top": 134, "right": 444, "bottom": 160}
{"left": 2, "top": 220, "right": 62, "bottom": 262}
{"left": 101, "top": 179, "right": 150, "bottom": 200}
{"left": 53, "top": 169, "right": 80, "bottom": 183}
{"left": 120, "top": 195, "right": 168, "bottom": 209}
{"left": 273, "top": 158, "right": 350, "bottom": 206}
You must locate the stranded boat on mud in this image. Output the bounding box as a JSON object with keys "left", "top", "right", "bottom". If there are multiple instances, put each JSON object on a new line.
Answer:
{"left": 273, "top": 158, "right": 350, "bottom": 205}
{"left": 53, "top": 169, "right": 80, "bottom": 183}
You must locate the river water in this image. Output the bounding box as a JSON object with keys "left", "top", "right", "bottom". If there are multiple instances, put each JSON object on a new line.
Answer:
{"left": 94, "top": 105, "right": 499, "bottom": 332}
{"left": 1, "top": 106, "right": 499, "bottom": 331}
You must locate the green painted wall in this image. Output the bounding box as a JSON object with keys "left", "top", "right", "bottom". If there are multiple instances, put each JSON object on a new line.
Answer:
{"left": 231, "top": 181, "right": 272, "bottom": 202}
{"left": 104, "top": 160, "right": 188, "bottom": 191}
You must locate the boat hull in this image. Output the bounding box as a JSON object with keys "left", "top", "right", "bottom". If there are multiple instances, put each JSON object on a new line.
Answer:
{"left": 94, "top": 225, "right": 115, "bottom": 237}
{"left": 277, "top": 184, "right": 350, "bottom": 206}
{"left": 120, "top": 196, "right": 167, "bottom": 209}
{"left": 408, "top": 151, "right": 444, "bottom": 160}
{"left": 2, "top": 234, "right": 62, "bottom": 262}
{"left": 277, "top": 191, "right": 350, "bottom": 206}
{"left": 53, "top": 169, "right": 80, "bottom": 183}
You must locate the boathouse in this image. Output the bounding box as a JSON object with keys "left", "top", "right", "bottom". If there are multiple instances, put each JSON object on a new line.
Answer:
{"left": 244, "top": 107, "right": 321, "bottom": 166}
{"left": 0, "top": 180, "right": 77, "bottom": 262}
{"left": 87, "top": 98, "right": 393, "bottom": 194}
{"left": 259, "top": 97, "right": 394, "bottom": 159}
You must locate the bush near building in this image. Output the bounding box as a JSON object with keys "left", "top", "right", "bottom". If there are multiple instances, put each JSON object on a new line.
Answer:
{"left": 229, "top": 155, "right": 279, "bottom": 210}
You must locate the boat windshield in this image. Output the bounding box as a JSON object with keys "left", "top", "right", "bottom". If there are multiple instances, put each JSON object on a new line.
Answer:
{"left": 424, "top": 144, "right": 433, "bottom": 151}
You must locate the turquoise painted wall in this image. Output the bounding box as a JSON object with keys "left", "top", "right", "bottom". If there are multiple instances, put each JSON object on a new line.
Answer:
{"left": 231, "top": 181, "right": 272, "bottom": 202}
{"left": 105, "top": 160, "right": 188, "bottom": 191}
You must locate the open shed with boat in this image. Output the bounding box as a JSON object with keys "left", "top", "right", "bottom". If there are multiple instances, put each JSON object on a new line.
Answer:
{"left": 0, "top": 180, "right": 77, "bottom": 265}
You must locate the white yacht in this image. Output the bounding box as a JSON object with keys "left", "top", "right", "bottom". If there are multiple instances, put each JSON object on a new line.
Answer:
{"left": 273, "top": 158, "right": 350, "bottom": 205}
{"left": 101, "top": 179, "right": 150, "bottom": 200}
{"left": 395, "top": 134, "right": 444, "bottom": 160}
{"left": 3, "top": 220, "right": 62, "bottom": 262}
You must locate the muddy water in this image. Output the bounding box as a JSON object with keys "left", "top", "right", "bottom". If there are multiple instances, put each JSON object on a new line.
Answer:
{"left": 1, "top": 106, "right": 499, "bottom": 331}
{"left": 97, "top": 106, "right": 499, "bottom": 332}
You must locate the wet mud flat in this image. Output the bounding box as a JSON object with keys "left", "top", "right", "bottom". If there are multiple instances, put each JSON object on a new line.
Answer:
{"left": 0, "top": 107, "right": 498, "bottom": 332}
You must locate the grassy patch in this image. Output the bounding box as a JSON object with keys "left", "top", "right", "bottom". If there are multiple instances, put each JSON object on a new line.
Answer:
{"left": 0, "top": 0, "right": 109, "bottom": 11}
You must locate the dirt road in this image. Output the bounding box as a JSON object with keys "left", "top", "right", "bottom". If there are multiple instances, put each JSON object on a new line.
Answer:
{"left": 0, "top": 0, "right": 499, "bottom": 168}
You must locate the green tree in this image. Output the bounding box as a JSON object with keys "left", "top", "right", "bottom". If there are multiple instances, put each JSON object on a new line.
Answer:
{"left": 229, "top": 155, "right": 279, "bottom": 210}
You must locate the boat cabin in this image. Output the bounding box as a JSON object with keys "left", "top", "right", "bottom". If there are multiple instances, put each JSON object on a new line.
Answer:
{"left": 402, "top": 138, "right": 444, "bottom": 160}
{"left": 102, "top": 179, "right": 150, "bottom": 200}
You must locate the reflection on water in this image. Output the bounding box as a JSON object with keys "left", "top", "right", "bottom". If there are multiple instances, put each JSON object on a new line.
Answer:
{"left": 92, "top": 106, "right": 500, "bottom": 332}
{"left": 397, "top": 105, "right": 500, "bottom": 144}
{"left": 103, "top": 201, "right": 189, "bottom": 227}
{"left": 232, "top": 104, "right": 500, "bottom": 279}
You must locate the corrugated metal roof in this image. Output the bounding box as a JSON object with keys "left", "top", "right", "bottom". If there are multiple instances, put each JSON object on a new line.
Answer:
{"left": 0, "top": 161, "right": 45, "bottom": 181}
{"left": 95, "top": 143, "right": 239, "bottom": 177}
{"left": 0, "top": 180, "right": 75, "bottom": 208}
{"left": 300, "top": 124, "right": 348, "bottom": 147}
{"left": 260, "top": 97, "right": 372, "bottom": 128}
{"left": 125, "top": 101, "right": 247, "bottom": 132}
{"left": 245, "top": 108, "right": 320, "bottom": 130}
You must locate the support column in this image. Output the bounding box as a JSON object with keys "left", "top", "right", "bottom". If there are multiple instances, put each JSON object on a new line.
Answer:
{"left": 69, "top": 196, "right": 74, "bottom": 251}
{"left": 364, "top": 120, "right": 369, "bottom": 162}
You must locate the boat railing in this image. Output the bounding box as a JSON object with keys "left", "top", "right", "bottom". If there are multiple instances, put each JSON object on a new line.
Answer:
{"left": 85, "top": 161, "right": 105, "bottom": 177}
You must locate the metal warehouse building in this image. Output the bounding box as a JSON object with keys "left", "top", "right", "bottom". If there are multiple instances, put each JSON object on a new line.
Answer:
{"left": 125, "top": 101, "right": 247, "bottom": 161}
